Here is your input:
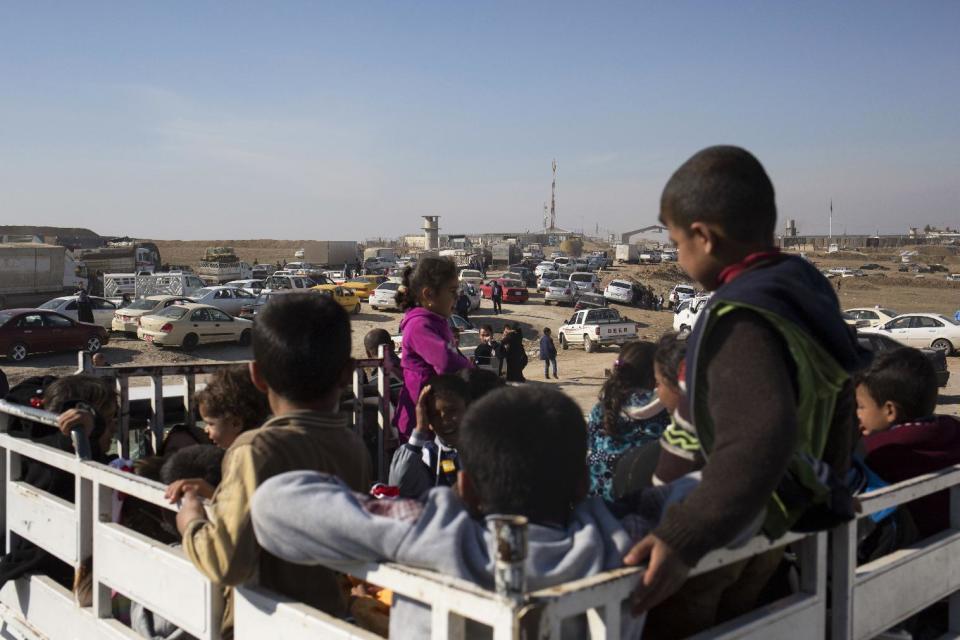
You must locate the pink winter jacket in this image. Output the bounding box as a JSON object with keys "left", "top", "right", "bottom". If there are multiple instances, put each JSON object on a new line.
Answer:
{"left": 393, "top": 307, "right": 473, "bottom": 440}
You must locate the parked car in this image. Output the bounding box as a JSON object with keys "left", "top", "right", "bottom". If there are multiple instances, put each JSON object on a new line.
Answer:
{"left": 458, "top": 269, "right": 485, "bottom": 286}
{"left": 859, "top": 264, "right": 888, "bottom": 271}
{"left": 137, "top": 303, "right": 253, "bottom": 349}
{"left": 673, "top": 295, "right": 712, "bottom": 336}
{"left": 569, "top": 272, "right": 600, "bottom": 294}
{"left": 342, "top": 275, "right": 388, "bottom": 301}
{"left": 39, "top": 295, "right": 118, "bottom": 330}
{"left": 947, "top": 274, "right": 960, "bottom": 282}
{"left": 225, "top": 279, "right": 265, "bottom": 294}
{"left": 480, "top": 279, "right": 528, "bottom": 304}
{"left": 857, "top": 332, "right": 950, "bottom": 388}
{"left": 0, "top": 309, "right": 108, "bottom": 361}
{"left": 574, "top": 292, "right": 608, "bottom": 311}
{"left": 534, "top": 261, "right": 557, "bottom": 277}
{"left": 323, "top": 270, "right": 347, "bottom": 284}
{"left": 250, "top": 264, "right": 275, "bottom": 279}
{"left": 189, "top": 286, "right": 258, "bottom": 316}
{"left": 558, "top": 308, "right": 638, "bottom": 353}
{"left": 310, "top": 285, "right": 361, "bottom": 314}
{"left": 507, "top": 265, "right": 536, "bottom": 287}
{"left": 603, "top": 279, "right": 637, "bottom": 305}
{"left": 844, "top": 307, "right": 899, "bottom": 329}
{"left": 537, "top": 270, "right": 560, "bottom": 292}
{"left": 544, "top": 279, "right": 579, "bottom": 306}
{"left": 239, "top": 290, "right": 289, "bottom": 320}
{"left": 369, "top": 281, "right": 402, "bottom": 311}
{"left": 112, "top": 296, "right": 193, "bottom": 333}
{"left": 860, "top": 313, "right": 960, "bottom": 354}
{"left": 668, "top": 284, "right": 696, "bottom": 309}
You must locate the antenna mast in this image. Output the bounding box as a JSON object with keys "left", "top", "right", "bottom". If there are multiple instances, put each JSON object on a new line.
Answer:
{"left": 550, "top": 159, "right": 557, "bottom": 230}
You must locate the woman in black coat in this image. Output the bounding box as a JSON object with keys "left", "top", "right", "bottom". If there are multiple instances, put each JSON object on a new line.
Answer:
{"left": 76, "top": 289, "right": 95, "bottom": 324}
{"left": 502, "top": 324, "right": 527, "bottom": 383}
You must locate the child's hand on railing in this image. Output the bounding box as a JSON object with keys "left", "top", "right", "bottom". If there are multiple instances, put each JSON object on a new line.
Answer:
{"left": 57, "top": 408, "right": 95, "bottom": 438}
{"left": 165, "top": 478, "right": 216, "bottom": 503}
{"left": 175, "top": 487, "right": 207, "bottom": 534}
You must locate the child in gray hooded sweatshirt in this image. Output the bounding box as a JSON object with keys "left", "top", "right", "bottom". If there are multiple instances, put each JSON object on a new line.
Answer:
{"left": 252, "top": 386, "right": 704, "bottom": 639}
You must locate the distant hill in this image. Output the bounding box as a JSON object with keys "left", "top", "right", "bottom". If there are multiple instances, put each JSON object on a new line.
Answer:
{"left": 0, "top": 225, "right": 103, "bottom": 238}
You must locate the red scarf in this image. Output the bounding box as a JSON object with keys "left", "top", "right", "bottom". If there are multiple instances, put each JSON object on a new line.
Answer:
{"left": 716, "top": 248, "right": 784, "bottom": 286}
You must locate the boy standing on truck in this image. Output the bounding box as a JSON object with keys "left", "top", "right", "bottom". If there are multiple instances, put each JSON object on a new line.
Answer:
{"left": 626, "top": 146, "right": 867, "bottom": 637}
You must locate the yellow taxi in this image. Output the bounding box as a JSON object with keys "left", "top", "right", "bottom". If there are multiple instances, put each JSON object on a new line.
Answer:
{"left": 310, "top": 284, "right": 362, "bottom": 314}
{"left": 342, "top": 275, "right": 388, "bottom": 301}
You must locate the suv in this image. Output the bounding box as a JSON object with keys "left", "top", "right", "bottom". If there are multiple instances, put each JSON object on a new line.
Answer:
{"left": 668, "top": 284, "right": 696, "bottom": 309}
{"left": 569, "top": 272, "right": 600, "bottom": 294}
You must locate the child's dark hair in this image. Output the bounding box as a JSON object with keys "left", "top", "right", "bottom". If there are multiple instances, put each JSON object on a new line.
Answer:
{"left": 857, "top": 347, "right": 937, "bottom": 422}
{"left": 543, "top": 327, "right": 551, "bottom": 335}
{"left": 44, "top": 375, "right": 117, "bottom": 417}
{"left": 160, "top": 444, "right": 225, "bottom": 487}
{"left": 426, "top": 373, "right": 470, "bottom": 406}
{"left": 459, "top": 386, "right": 586, "bottom": 524}
{"left": 600, "top": 341, "right": 657, "bottom": 436}
{"left": 480, "top": 323, "right": 494, "bottom": 335}
{"left": 659, "top": 145, "right": 777, "bottom": 245}
{"left": 253, "top": 292, "right": 352, "bottom": 403}
{"left": 196, "top": 365, "right": 270, "bottom": 430}
{"left": 456, "top": 367, "right": 505, "bottom": 403}
{"left": 654, "top": 332, "right": 687, "bottom": 390}
{"left": 363, "top": 328, "right": 393, "bottom": 357}
{"left": 395, "top": 256, "right": 458, "bottom": 310}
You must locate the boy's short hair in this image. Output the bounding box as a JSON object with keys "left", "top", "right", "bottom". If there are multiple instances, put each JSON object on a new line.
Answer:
{"left": 196, "top": 365, "right": 270, "bottom": 429}
{"left": 459, "top": 386, "right": 586, "bottom": 523}
{"left": 857, "top": 347, "right": 938, "bottom": 421}
{"left": 543, "top": 327, "right": 551, "bottom": 334}
{"left": 253, "top": 292, "right": 351, "bottom": 403}
{"left": 363, "top": 328, "right": 393, "bottom": 357}
{"left": 660, "top": 145, "right": 777, "bottom": 244}
{"left": 426, "top": 374, "right": 470, "bottom": 406}
{"left": 456, "top": 367, "right": 505, "bottom": 403}
{"left": 654, "top": 332, "right": 687, "bottom": 389}
{"left": 160, "top": 444, "right": 225, "bottom": 487}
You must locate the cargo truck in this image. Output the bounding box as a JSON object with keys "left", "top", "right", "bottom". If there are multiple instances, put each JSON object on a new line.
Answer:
{"left": 491, "top": 242, "right": 521, "bottom": 266}
{"left": 79, "top": 240, "right": 161, "bottom": 275}
{"left": 0, "top": 244, "right": 74, "bottom": 308}
{"left": 296, "top": 241, "right": 359, "bottom": 267}
{"left": 615, "top": 244, "right": 640, "bottom": 264}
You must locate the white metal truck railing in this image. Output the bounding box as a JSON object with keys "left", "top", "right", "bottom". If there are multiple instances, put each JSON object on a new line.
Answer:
{"left": 76, "top": 349, "right": 393, "bottom": 480}
{"left": 2, "top": 399, "right": 960, "bottom": 639}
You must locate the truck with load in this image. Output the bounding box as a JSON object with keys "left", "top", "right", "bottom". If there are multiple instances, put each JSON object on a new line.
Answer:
{"left": 362, "top": 246, "right": 396, "bottom": 262}
{"left": 78, "top": 239, "right": 161, "bottom": 275}
{"left": 295, "top": 241, "right": 359, "bottom": 268}
{"left": 615, "top": 243, "right": 639, "bottom": 264}
{"left": 197, "top": 247, "right": 252, "bottom": 284}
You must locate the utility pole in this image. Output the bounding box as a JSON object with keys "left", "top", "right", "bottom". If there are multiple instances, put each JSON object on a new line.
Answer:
{"left": 550, "top": 159, "right": 557, "bottom": 230}
{"left": 829, "top": 199, "right": 833, "bottom": 239}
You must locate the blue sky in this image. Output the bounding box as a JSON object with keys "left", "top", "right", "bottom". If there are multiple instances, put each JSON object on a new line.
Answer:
{"left": 1, "top": 1, "right": 957, "bottom": 240}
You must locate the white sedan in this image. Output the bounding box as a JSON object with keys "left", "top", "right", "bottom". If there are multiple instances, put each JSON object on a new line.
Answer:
{"left": 844, "top": 307, "right": 898, "bottom": 328}
{"left": 861, "top": 313, "right": 960, "bottom": 355}
{"left": 39, "top": 295, "right": 118, "bottom": 330}
{"left": 458, "top": 269, "right": 484, "bottom": 286}
{"left": 369, "top": 281, "right": 402, "bottom": 311}
{"left": 189, "top": 286, "right": 258, "bottom": 316}
{"left": 138, "top": 303, "right": 253, "bottom": 349}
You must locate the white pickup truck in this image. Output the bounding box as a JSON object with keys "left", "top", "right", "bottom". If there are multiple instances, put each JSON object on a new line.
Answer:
{"left": 558, "top": 307, "right": 638, "bottom": 353}
{"left": 673, "top": 294, "right": 712, "bottom": 336}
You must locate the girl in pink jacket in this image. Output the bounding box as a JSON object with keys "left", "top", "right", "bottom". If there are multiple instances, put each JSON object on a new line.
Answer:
{"left": 394, "top": 257, "right": 473, "bottom": 441}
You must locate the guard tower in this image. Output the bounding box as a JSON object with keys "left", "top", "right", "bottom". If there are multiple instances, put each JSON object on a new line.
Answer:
{"left": 422, "top": 216, "right": 440, "bottom": 251}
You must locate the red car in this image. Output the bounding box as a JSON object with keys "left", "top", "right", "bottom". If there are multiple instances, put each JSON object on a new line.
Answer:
{"left": 0, "top": 309, "right": 109, "bottom": 362}
{"left": 479, "top": 278, "right": 529, "bottom": 304}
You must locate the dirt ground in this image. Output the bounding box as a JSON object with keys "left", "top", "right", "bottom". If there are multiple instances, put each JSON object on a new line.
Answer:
{"left": 4, "top": 253, "right": 959, "bottom": 416}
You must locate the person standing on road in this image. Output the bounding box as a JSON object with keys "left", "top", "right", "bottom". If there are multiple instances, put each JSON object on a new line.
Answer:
{"left": 502, "top": 323, "right": 527, "bottom": 383}
{"left": 490, "top": 280, "right": 503, "bottom": 315}
{"left": 539, "top": 327, "right": 558, "bottom": 379}
{"left": 76, "top": 288, "right": 95, "bottom": 324}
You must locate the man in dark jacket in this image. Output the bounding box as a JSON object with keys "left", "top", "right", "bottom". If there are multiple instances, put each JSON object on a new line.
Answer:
{"left": 502, "top": 324, "right": 527, "bottom": 383}
{"left": 76, "top": 288, "right": 95, "bottom": 324}
{"left": 539, "top": 327, "right": 558, "bottom": 379}
{"left": 490, "top": 280, "right": 503, "bottom": 315}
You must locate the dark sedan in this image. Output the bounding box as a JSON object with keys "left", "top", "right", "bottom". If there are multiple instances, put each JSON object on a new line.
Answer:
{"left": 0, "top": 309, "right": 108, "bottom": 362}
{"left": 858, "top": 333, "right": 950, "bottom": 388}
